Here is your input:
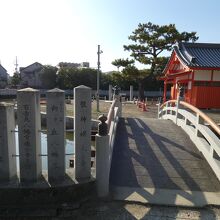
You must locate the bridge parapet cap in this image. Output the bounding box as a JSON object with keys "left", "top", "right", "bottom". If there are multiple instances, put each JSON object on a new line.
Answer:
{"left": 160, "top": 99, "right": 220, "bottom": 136}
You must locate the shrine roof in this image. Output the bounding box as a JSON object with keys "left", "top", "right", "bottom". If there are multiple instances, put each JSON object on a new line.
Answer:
{"left": 174, "top": 42, "right": 220, "bottom": 68}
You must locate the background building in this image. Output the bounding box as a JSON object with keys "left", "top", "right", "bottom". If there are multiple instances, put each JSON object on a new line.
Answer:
{"left": 20, "top": 62, "right": 43, "bottom": 88}
{"left": 57, "top": 62, "right": 90, "bottom": 69}
{"left": 162, "top": 42, "right": 220, "bottom": 108}
{"left": 0, "top": 64, "right": 8, "bottom": 88}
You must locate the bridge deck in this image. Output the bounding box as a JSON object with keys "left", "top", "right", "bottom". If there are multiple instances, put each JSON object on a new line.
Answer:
{"left": 110, "top": 117, "right": 220, "bottom": 206}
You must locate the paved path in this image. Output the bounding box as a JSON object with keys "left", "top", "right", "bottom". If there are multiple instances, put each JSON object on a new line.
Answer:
{"left": 110, "top": 117, "right": 220, "bottom": 207}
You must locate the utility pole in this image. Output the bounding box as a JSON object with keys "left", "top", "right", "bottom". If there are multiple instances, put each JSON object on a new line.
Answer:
{"left": 97, "top": 45, "right": 103, "bottom": 112}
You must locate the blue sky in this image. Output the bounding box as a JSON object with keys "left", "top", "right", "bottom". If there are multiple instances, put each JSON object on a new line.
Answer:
{"left": 0, "top": 0, "right": 220, "bottom": 75}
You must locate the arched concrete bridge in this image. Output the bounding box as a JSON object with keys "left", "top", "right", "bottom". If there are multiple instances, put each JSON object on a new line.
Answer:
{"left": 109, "top": 101, "right": 220, "bottom": 207}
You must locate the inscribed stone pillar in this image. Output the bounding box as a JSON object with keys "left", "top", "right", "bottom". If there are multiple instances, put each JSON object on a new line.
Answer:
{"left": 109, "top": 85, "right": 112, "bottom": 101}
{"left": 47, "top": 88, "right": 65, "bottom": 182}
{"left": 17, "top": 88, "right": 42, "bottom": 183}
{"left": 130, "top": 85, "right": 133, "bottom": 101}
{"left": 74, "top": 85, "right": 91, "bottom": 180}
{"left": 0, "top": 103, "right": 17, "bottom": 181}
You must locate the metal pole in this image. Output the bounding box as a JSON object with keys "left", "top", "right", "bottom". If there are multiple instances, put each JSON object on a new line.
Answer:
{"left": 97, "top": 45, "right": 101, "bottom": 112}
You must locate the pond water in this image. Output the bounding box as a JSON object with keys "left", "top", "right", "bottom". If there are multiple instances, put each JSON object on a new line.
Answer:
{"left": 15, "top": 128, "right": 74, "bottom": 170}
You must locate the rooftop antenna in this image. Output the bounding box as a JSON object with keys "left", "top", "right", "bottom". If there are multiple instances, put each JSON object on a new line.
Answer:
{"left": 15, "top": 56, "right": 18, "bottom": 73}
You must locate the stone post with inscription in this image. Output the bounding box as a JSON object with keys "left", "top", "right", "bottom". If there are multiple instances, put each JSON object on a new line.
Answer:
{"left": 130, "top": 85, "right": 133, "bottom": 101}
{"left": 0, "top": 103, "right": 17, "bottom": 182}
{"left": 108, "top": 84, "right": 112, "bottom": 101}
{"left": 74, "top": 85, "right": 91, "bottom": 180}
{"left": 47, "top": 88, "right": 65, "bottom": 182}
{"left": 17, "top": 88, "right": 42, "bottom": 183}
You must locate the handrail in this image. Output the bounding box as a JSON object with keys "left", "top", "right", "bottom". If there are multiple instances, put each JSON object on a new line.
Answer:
{"left": 106, "top": 99, "right": 117, "bottom": 130}
{"left": 179, "top": 101, "right": 220, "bottom": 136}
{"left": 160, "top": 100, "right": 220, "bottom": 136}
{"left": 96, "top": 98, "right": 121, "bottom": 197}
{"left": 159, "top": 99, "right": 220, "bottom": 181}
{"left": 160, "top": 99, "right": 176, "bottom": 108}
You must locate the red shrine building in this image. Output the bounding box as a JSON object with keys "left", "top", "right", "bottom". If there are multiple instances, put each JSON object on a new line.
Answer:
{"left": 162, "top": 42, "right": 220, "bottom": 108}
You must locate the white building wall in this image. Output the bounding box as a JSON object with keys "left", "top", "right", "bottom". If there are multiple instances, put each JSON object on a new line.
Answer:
{"left": 213, "top": 70, "right": 220, "bottom": 81}
{"left": 194, "top": 70, "right": 212, "bottom": 81}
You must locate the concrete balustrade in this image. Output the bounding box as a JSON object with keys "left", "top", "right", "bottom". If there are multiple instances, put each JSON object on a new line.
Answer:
{"left": 96, "top": 96, "right": 121, "bottom": 197}
{"left": 17, "top": 88, "right": 42, "bottom": 183}
{"left": 47, "top": 88, "right": 65, "bottom": 182}
{"left": 0, "top": 103, "right": 17, "bottom": 181}
{"left": 96, "top": 115, "right": 110, "bottom": 197}
{"left": 74, "top": 85, "right": 91, "bottom": 180}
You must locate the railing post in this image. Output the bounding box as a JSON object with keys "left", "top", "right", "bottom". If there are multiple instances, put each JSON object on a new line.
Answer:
{"left": 175, "top": 96, "right": 180, "bottom": 124}
{"left": 47, "top": 88, "right": 65, "bottom": 182}
{"left": 0, "top": 102, "right": 17, "bottom": 182}
{"left": 157, "top": 100, "right": 161, "bottom": 119}
{"left": 114, "top": 95, "right": 122, "bottom": 117}
{"left": 196, "top": 113, "right": 204, "bottom": 137}
{"left": 17, "top": 88, "right": 42, "bottom": 183}
{"left": 96, "top": 115, "right": 110, "bottom": 197}
{"left": 74, "top": 85, "right": 91, "bottom": 180}
{"left": 165, "top": 102, "right": 169, "bottom": 115}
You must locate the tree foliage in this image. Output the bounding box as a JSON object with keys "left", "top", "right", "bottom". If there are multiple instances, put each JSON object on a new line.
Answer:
{"left": 112, "top": 58, "right": 134, "bottom": 71}
{"left": 11, "top": 72, "right": 21, "bottom": 87}
{"left": 111, "top": 58, "right": 148, "bottom": 93}
{"left": 111, "top": 58, "right": 152, "bottom": 98}
{"left": 124, "top": 22, "right": 199, "bottom": 73}
{"left": 110, "top": 22, "right": 199, "bottom": 99}
{"left": 40, "top": 65, "right": 57, "bottom": 89}
{"left": 56, "top": 67, "right": 97, "bottom": 90}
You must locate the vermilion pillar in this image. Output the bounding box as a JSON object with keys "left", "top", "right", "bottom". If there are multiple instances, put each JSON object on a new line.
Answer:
{"left": 163, "top": 80, "right": 167, "bottom": 102}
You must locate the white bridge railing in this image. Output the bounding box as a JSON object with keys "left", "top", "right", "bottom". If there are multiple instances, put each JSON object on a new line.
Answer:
{"left": 96, "top": 95, "right": 122, "bottom": 197}
{"left": 107, "top": 98, "right": 121, "bottom": 163}
{"left": 158, "top": 99, "right": 220, "bottom": 181}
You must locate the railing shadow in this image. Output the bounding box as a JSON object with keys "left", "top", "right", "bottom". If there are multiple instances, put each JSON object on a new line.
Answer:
{"left": 136, "top": 118, "right": 215, "bottom": 191}
{"left": 109, "top": 117, "right": 216, "bottom": 218}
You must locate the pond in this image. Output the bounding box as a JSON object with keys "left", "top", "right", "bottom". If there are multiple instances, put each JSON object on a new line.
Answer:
{"left": 15, "top": 128, "right": 75, "bottom": 170}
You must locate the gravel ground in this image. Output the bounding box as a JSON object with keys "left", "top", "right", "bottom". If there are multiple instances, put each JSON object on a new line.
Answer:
{"left": 3, "top": 200, "right": 220, "bottom": 219}
{"left": 122, "top": 101, "right": 158, "bottom": 119}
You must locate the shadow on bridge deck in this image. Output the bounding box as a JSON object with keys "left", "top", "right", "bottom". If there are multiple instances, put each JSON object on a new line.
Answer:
{"left": 110, "top": 117, "right": 220, "bottom": 207}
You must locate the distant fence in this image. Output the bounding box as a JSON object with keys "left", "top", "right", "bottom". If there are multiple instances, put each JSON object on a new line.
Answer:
{"left": 0, "top": 88, "right": 170, "bottom": 98}
{"left": 0, "top": 88, "right": 17, "bottom": 96}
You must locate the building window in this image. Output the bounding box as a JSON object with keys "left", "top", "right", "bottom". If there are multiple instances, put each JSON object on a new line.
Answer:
{"left": 194, "top": 81, "right": 220, "bottom": 87}
{"left": 210, "top": 82, "right": 220, "bottom": 87}
{"left": 194, "top": 81, "right": 210, "bottom": 86}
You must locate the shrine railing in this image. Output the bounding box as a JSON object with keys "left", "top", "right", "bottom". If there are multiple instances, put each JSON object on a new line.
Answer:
{"left": 107, "top": 97, "right": 121, "bottom": 164}
{"left": 158, "top": 99, "right": 220, "bottom": 181}
{"left": 95, "top": 95, "right": 122, "bottom": 197}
